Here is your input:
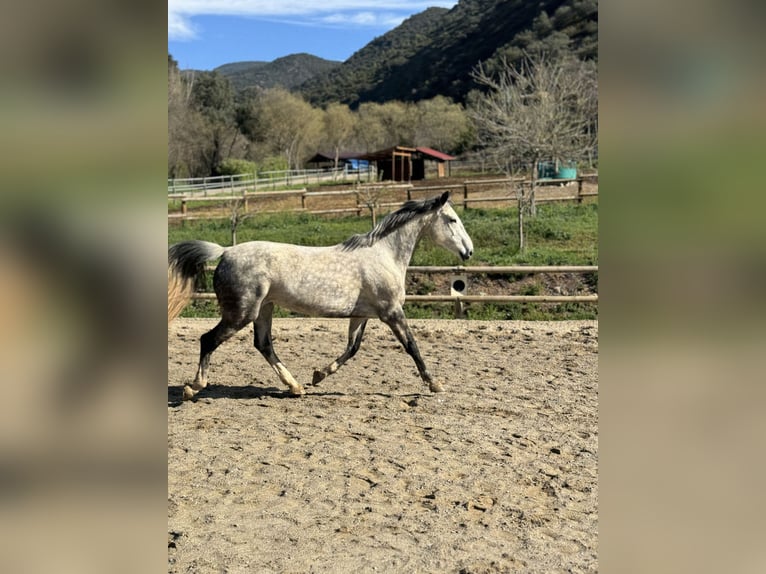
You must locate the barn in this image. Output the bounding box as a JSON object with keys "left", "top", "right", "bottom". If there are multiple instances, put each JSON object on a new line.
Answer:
{"left": 306, "top": 151, "right": 366, "bottom": 171}
{"left": 357, "top": 146, "right": 456, "bottom": 182}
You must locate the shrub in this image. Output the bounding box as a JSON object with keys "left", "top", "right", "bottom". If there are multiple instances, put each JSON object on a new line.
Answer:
{"left": 217, "top": 158, "right": 257, "bottom": 176}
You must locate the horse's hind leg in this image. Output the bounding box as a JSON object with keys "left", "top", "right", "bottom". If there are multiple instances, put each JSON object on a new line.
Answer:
{"left": 312, "top": 317, "right": 367, "bottom": 386}
{"left": 381, "top": 307, "right": 444, "bottom": 393}
{"left": 183, "top": 318, "right": 244, "bottom": 400}
{"left": 253, "top": 302, "right": 305, "bottom": 396}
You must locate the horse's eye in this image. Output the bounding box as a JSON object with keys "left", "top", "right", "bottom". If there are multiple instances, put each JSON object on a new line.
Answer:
{"left": 448, "top": 218, "right": 457, "bottom": 224}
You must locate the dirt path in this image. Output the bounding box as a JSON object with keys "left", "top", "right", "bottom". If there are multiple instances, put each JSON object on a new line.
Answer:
{"left": 168, "top": 318, "right": 598, "bottom": 573}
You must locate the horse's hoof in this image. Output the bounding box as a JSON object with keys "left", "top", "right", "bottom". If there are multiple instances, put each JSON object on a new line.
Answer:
{"left": 289, "top": 385, "right": 306, "bottom": 396}
{"left": 182, "top": 385, "right": 197, "bottom": 400}
{"left": 429, "top": 381, "right": 445, "bottom": 393}
{"left": 311, "top": 370, "right": 327, "bottom": 386}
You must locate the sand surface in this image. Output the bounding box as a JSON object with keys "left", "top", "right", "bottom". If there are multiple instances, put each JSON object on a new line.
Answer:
{"left": 168, "top": 318, "right": 598, "bottom": 573}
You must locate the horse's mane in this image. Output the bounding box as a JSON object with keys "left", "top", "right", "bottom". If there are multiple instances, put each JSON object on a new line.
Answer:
{"left": 341, "top": 194, "right": 447, "bottom": 251}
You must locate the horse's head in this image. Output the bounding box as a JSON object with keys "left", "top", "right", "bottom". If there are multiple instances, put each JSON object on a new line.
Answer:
{"left": 427, "top": 192, "right": 474, "bottom": 261}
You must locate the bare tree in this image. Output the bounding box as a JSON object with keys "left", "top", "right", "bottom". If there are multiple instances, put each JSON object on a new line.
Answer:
{"left": 227, "top": 196, "right": 252, "bottom": 246}
{"left": 356, "top": 185, "right": 386, "bottom": 227}
{"left": 470, "top": 53, "right": 597, "bottom": 250}
{"left": 321, "top": 103, "right": 356, "bottom": 178}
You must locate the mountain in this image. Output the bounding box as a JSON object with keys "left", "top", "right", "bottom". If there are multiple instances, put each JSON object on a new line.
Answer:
{"left": 214, "top": 53, "right": 341, "bottom": 93}
{"left": 182, "top": 0, "right": 597, "bottom": 106}
{"left": 300, "top": 0, "right": 597, "bottom": 106}
{"left": 298, "top": 7, "right": 450, "bottom": 106}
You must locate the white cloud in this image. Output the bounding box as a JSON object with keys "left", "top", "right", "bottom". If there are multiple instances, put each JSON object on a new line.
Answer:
{"left": 168, "top": 1, "right": 458, "bottom": 40}
{"left": 318, "top": 11, "right": 407, "bottom": 28}
{"left": 168, "top": 11, "right": 198, "bottom": 41}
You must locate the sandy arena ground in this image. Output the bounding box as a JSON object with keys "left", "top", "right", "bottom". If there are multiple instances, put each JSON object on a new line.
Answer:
{"left": 168, "top": 318, "right": 598, "bottom": 573}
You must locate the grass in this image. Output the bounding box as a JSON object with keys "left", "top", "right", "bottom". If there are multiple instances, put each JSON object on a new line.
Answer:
{"left": 169, "top": 200, "right": 598, "bottom": 320}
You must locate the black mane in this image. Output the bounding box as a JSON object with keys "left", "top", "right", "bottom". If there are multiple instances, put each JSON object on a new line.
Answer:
{"left": 341, "top": 193, "right": 448, "bottom": 251}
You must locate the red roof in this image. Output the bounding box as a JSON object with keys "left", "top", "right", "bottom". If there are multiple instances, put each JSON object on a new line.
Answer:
{"left": 354, "top": 146, "right": 456, "bottom": 162}
{"left": 416, "top": 147, "right": 456, "bottom": 161}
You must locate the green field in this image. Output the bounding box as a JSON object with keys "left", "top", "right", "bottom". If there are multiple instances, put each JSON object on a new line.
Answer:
{"left": 169, "top": 200, "right": 598, "bottom": 320}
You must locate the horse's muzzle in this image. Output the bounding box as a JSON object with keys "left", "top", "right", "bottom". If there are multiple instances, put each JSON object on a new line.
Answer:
{"left": 460, "top": 249, "right": 473, "bottom": 261}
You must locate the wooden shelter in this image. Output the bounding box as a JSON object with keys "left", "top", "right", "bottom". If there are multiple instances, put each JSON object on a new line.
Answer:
{"left": 357, "top": 146, "right": 456, "bottom": 182}
{"left": 307, "top": 151, "right": 365, "bottom": 170}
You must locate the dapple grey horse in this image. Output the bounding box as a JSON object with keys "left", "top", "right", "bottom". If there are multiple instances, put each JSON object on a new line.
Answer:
{"left": 168, "top": 192, "right": 473, "bottom": 400}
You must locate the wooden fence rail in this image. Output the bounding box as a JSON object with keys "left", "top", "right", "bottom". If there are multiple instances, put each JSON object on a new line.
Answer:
{"left": 188, "top": 265, "right": 598, "bottom": 317}
{"left": 169, "top": 176, "right": 597, "bottom": 221}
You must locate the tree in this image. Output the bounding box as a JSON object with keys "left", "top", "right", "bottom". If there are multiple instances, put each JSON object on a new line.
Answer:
{"left": 469, "top": 53, "right": 597, "bottom": 249}
{"left": 354, "top": 102, "right": 389, "bottom": 152}
{"left": 320, "top": 103, "right": 357, "bottom": 174}
{"left": 168, "top": 59, "right": 247, "bottom": 178}
{"left": 413, "top": 96, "right": 473, "bottom": 153}
{"left": 168, "top": 55, "right": 205, "bottom": 178}
{"left": 189, "top": 72, "right": 246, "bottom": 175}
{"left": 353, "top": 101, "right": 416, "bottom": 151}
{"left": 227, "top": 197, "right": 251, "bottom": 246}
{"left": 245, "top": 88, "right": 322, "bottom": 170}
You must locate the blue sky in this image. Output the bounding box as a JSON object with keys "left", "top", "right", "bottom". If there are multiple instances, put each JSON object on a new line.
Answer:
{"left": 168, "top": 1, "right": 459, "bottom": 71}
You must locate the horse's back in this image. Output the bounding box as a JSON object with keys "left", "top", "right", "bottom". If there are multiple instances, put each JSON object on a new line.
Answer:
{"left": 214, "top": 241, "right": 309, "bottom": 287}
{"left": 213, "top": 241, "right": 369, "bottom": 317}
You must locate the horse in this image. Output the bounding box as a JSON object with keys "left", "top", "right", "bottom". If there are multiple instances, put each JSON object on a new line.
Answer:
{"left": 168, "top": 191, "right": 473, "bottom": 400}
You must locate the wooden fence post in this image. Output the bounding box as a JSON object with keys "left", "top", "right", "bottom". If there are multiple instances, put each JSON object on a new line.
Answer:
{"left": 577, "top": 178, "right": 583, "bottom": 204}
{"left": 463, "top": 183, "right": 469, "bottom": 210}
{"left": 518, "top": 187, "right": 525, "bottom": 252}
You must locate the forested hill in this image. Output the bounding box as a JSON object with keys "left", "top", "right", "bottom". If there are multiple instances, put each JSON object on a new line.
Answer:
{"left": 213, "top": 53, "right": 341, "bottom": 93}
{"left": 300, "top": 0, "right": 597, "bottom": 106}
{"left": 298, "top": 7, "right": 450, "bottom": 106}
{"left": 182, "top": 0, "right": 597, "bottom": 106}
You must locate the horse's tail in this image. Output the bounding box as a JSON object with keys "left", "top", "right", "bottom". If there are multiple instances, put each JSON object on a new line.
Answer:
{"left": 167, "top": 241, "right": 226, "bottom": 323}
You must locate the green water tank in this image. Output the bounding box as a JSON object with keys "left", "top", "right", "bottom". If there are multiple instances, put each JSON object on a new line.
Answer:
{"left": 555, "top": 165, "right": 577, "bottom": 179}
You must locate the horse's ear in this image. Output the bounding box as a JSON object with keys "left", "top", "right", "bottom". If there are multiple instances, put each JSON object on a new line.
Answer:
{"left": 439, "top": 191, "right": 450, "bottom": 206}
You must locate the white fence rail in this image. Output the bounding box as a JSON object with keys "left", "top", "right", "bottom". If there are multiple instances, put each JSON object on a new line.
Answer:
{"left": 168, "top": 166, "right": 377, "bottom": 196}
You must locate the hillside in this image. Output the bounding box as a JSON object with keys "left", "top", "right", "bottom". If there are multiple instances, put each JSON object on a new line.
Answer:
{"left": 298, "top": 7, "right": 450, "bottom": 106}
{"left": 176, "top": 0, "right": 597, "bottom": 106}
{"left": 300, "top": 0, "right": 597, "bottom": 106}
{"left": 214, "top": 53, "right": 341, "bottom": 93}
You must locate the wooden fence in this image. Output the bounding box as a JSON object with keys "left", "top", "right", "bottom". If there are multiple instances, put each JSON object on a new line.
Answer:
{"left": 188, "top": 265, "right": 598, "bottom": 318}
{"left": 168, "top": 176, "right": 598, "bottom": 221}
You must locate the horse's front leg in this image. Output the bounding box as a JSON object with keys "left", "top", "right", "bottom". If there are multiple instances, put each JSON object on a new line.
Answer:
{"left": 381, "top": 308, "right": 444, "bottom": 393}
{"left": 312, "top": 317, "right": 368, "bottom": 385}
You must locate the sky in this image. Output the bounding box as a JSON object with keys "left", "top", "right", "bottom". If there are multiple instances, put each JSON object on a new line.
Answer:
{"left": 168, "top": 1, "right": 459, "bottom": 71}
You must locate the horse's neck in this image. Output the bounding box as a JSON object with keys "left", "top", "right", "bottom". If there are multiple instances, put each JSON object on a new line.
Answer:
{"left": 381, "top": 216, "right": 428, "bottom": 272}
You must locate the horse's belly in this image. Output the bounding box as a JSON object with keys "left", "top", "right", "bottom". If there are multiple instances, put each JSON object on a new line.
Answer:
{"left": 268, "top": 277, "right": 361, "bottom": 318}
